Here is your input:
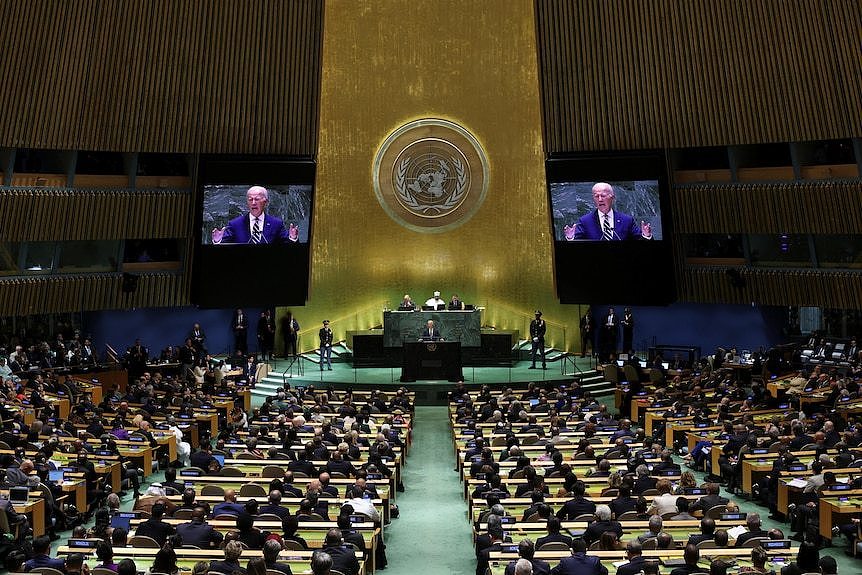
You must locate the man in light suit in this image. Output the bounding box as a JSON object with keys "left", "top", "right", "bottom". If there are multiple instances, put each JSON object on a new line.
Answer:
{"left": 571, "top": 182, "right": 652, "bottom": 241}
{"left": 211, "top": 186, "right": 296, "bottom": 244}
{"left": 421, "top": 320, "right": 441, "bottom": 341}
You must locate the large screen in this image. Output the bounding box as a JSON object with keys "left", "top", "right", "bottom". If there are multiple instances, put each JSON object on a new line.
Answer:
{"left": 192, "top": 156, "right": 315, "bottom": 308}
{"left": 546, "top": 151, "right": 675, "bottom": 305}
{"left": 201, "top": 184, "right": 312, "bottom": 245}
{"left": 550, "top": 180, "right": 662, "bottom": 241}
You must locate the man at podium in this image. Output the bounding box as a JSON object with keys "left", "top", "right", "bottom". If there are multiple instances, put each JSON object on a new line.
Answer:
{"left": 420, "top": 320, "right": 442, "bottom": 341}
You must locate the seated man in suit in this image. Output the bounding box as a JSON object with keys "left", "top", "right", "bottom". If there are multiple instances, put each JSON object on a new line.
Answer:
{"left": 322, "top": 528, "right": 360, "bottom": 575}
{"left": 670, "top": 545, "right": 702, "bottom": 575}
{"left": 134, "top": 502, "right": 176, "bottom": 546}
{"left": 556, "top": 481, "right": 596, "bottom": 520}
{"left": 263, "top": 539, "right": 294, "bottom": 575}
{"left": 616, "top": 541, "right": 650, "bottom": 575}
{"left": 551, "top": 538, "right": 608, "bottom": 575}
{"left": 689, "top": 483, "right": 729, "bottom": 515}
{"left": 209, "top": 540, "right": 247, "bottom": 575}
{"left": 536, "top": 517, "right": 572, "bottom": 549}
{"left": 637, "top": 516, "right": 663, "bottom": 543}
{"left": 584, "top": 505, "right": 623, "bottom": 546}
{"left": 504, "top": 540, "right": 551, "bottom": 575}
{"left": 260, "top": 491, "right": 292, "bottom": 519}
{"left": 733, "top": 513, "right": 769, "bottom": 547}
{"left": 569, "top": 182, "right": 652, "bottom": 241}
{"left": 177, "top": 507, "right": 223, "bottom": 548}
{"left": 212, "top": 490, "right": 246, "bottom": 517}
{"left": 211, "top": 186, "right": 295, "bottom": 245}
{"left": 632, "top": 465, "right": 658, "bottom": 495}
{"left": 687, "top": 518, "right": 716, "bottom": 546}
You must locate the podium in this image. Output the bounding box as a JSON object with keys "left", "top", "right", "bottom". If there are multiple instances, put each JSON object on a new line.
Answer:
{"left": 400, "top": 341, "right": 462, "bottom": 382}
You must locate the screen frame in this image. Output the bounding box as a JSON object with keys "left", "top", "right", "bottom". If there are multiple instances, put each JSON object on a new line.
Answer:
{"left": 192, "top": 155, "right": 316, "bottom": 308}
{"left": 545, "top": 150, "right": 676, "bottom": 305}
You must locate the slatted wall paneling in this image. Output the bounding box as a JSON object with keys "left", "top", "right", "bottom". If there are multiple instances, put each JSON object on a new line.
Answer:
{"left": 0, "top": 189, "right": 192, "bottom": 241}
{"left": 672, "top": 181, "right": 862, "bottom": 234}
{"left": 535, "top": 0, "right": 862, "bottom": 152}
{"left": 0, "top": 0, "right": 323, "bottom": 154}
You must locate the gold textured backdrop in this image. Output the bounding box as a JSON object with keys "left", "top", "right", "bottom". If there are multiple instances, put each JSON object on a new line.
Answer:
{"left": 281, "top": 0, "right": 580, "bottom": 352}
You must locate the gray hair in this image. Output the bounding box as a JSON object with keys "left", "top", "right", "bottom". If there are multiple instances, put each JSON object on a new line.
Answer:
{"left": 636, "top": 464, "right": 649, "bottom": 477}
{"left": 649, "top": 515, "right": 663, "bottom": 532}
{"left": 595, "top": 505, "right": 611, "bottom": 521}
{"left": 515, "top": 558, "right": 533, "bottom": 575}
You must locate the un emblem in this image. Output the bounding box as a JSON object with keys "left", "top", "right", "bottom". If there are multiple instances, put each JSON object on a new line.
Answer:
{"left": 373, "top": 118, "right": 489, "bottom": 233}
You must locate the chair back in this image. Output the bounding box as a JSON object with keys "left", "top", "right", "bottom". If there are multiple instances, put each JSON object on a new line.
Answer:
{"left": 201, "top": 485, "right": 225, "bottom": 496}
{"left": 30, "top": 569, "right": 65, "bottom": 575}
{"left": 640, "top": 538, "right": 657, "bottom": 550}
{"left": 239, "top": 483, "right": 267, "bottom": 497}
{"left": 262, "top": 466, "right": 284, "bottom": 478}
{"left": 219, "top": 466, "right": 244, "bottom": 477}
{"left": 704, "top": 505, "right": 727, "bottom": 520}
{"left": 617, "top": 511, "right": 638, "bottom": 520}
{"left": 741, "top": 537, "right": 768, "bottom": 548}
{"left": 173, "top": 509, "right": 194, "bottom": 520}
{"left": 696, "top": 540, "right": 717, "bottom": 549}
{"left": 538, "top": 541, "right": 571, "bottom": 551}
{"left": 130, "top": 535, "right": 161, "bottom": 548}
{"left": 283, "top": 540, "right": 305, "bottom": 551}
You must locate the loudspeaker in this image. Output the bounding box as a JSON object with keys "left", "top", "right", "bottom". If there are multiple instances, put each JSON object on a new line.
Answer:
{"left": 121, "top": 273, "right": 139, "bottom": 293}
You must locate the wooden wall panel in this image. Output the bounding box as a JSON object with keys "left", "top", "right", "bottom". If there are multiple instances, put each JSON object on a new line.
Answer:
{"left": 0, "top": 0, "right": 322, "bottom": 154}
{"left": 0, "top": 189, "right": 193, "bottom": 241}
{"left": 672, "top": 181, "right": 862, "bottom": 234}
{"left": 0, "top": 273, "right": 187, "bottom": 316}
{"left": 682, "top": 268, "right": 862, "bottom": 309}
{"left": 536, "top": 0, "right": 862, "bottom": 151}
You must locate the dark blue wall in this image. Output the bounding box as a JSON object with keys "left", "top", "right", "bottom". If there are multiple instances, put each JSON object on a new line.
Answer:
{"left": 590, "top": 302, "right": 786, "bottom": 356}
{"left": 83, "top": 306, "right": 269, "bottom": 357}
{"left": 85, "top": 302, "right": 787, "bottom": 361}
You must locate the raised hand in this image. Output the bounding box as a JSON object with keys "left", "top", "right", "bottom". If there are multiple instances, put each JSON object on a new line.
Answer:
{"left": 211, "top": 227, "right": 226, "bottom": 244}
{"left": 564, "top": 224, "right": 576, "bottom": 241}
{"left": 288, "top": 223, "right": 299, "bottom": 242}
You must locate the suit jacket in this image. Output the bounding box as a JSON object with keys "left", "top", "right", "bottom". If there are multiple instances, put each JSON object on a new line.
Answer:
{"left": 319, "top": 327, "right": 334, "bottom": 346}
{"left": 233, "top": 313, "right": 249, "bottom": 332}
{"left": 506, "top": 558, "right": 551, "bottom": 575}
{"left": 421, "top": 327, "right": 441, "bottom": 340}
{"left": 530, "top": 319, "right": 547, "bottom": 341}
{"left": 584, "top": 519, "right": 623, "bottom": 544}
{"left": 616, "top": 556, "right": 648, "bottom": 575}
{"left": 259, "top": 503, "right": 292, "bottom": 519}
{"left": 209, "top": 560, "right": 246, "bottom": 575}
{"left": 177, "top": 520, "right": 223, "bottom": 548}
{"left": 670, "top": 564, "right": 704, "bottom": 575}
{"left": 134, "top": 518, "right": 176, "bottom": 545}
{"left": 734, "top": 529, "right": 769, "bottom": 547}
{"left": 632, "top": 476, "right": 657, "bottom": 494}
{"left": 219, "top": 213, "right": 291, "bottom": 244}
{"left": 609, "top": 496, "right": 638, "bottom": 517}
{"left": 574, "top": 210, "right": 643, "bottom": 241}
{"left": 687, "top": 533, "right": 714, "bottom": 546}
{"left": 556, "top": 496, "right": 596, "bottom": 520}
{"left": 536, "top": 533, "right": 573, "bottom": 549}
{"left": 324, "top": 545, "right": 360, "bottom": 575}
{"left": 212, "top": 501, "right": 246, "bottom": 517}
{"left": 689, "top": 494, "right": 729, "bottom": 513}
{"left": 551, "top": 553, "right": 609, "bottom": 575}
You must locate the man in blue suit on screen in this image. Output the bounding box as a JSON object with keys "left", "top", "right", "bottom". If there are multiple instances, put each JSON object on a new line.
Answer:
{"left": 570, "top": 182, "right": 652, "bottom": 241}
{"left": 211, "top": 185, "right": 297, "bottom": 244}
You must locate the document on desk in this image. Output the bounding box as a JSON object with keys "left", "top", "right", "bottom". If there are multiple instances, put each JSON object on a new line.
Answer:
{"left": 728, "top": 525, "right": 748, "bottom": 539}
{"left": 787, "top": 478, "right": 808, "bottom": 488}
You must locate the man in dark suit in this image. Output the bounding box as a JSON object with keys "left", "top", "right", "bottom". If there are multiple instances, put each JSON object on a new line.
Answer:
{"left": 319, "top": 320, "right": 334, "bottom": 371}
{"left": 669, "top": 545, "right": 702, "bottom": 575}
{"left": 788, "top": 424, "right": 814, "bottom": 450}
{"left": 504, "top": 540, "right": 551, "bottom": 575}
{"left": 571, "top": 182, "right": 652, "bottom": 241}
{"left": 552, "top": 538, "right": 608, "bottom": 575}
{"left": 529, "top": 310, "right": 547, "bottom": 370}
{"left": 190, "top": 443, "right": 218, "bottom": 472}
{"left": 263, "top": 539, "right": 293, "bottom": 575}
{"left": 322, "top": 528, "right": 360, "bottom": 575}
{"left": 211, "top": 186, "right": 294, "bottom": 245}
{"left": 579, "top": 309, "right": 594, "bottom": 357}
{"left": 212, "top": 490, "right": 246, "bottom": 517}
{"left": 134, "top": 503, "right": 176, "bottom": 545}
{"left": 556, "top": 481, "right": 596, "bottom": 520}
{"left": 688, "top": 483, "right": 729, "bottom": 514}
{"left": 615, "top": 541, "right": 649, "bottom": 575}
{"left": 601, "top": 307, "right": 619, "bottom": 361}
{"left": 259, "top": 491, "right": 292, "bottom": 520}
{"left": 177, "top": 507, "right": 223, "bottom": 548}
{"left": 687, "top": 518, "right": 716, "bottom": 546}
{"left": 632, "top": 465, "right": 657, "bottom": 495}
{"left": 188, "top": 323, "right": 207, "bottom": 353}
{"left": 610, "top": 484, "right": 638, "bottom": 517}
{"left": 536, "top": 517, "right": 572, "bottom": 549}
{"left": 733, "top": 513, "right": 769, "bottom": 547}
{"left": 584, "top": 505, "right": 623, "bottom": 545}
{"left": 420, "top": 319, "right": 441, "bottom": 340}
{"left": 621, "top": 308, "right": 634, "bottom": 353}
{"left": 232, "top": 308, "right": 249, "bottom": 354}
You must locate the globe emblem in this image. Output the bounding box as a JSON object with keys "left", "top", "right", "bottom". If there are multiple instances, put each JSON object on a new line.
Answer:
{"left": 373, "top": 118, "right": 489, "bottom": 233}
{"left": 393, "top": 140, "right": 469, "bottom": 217}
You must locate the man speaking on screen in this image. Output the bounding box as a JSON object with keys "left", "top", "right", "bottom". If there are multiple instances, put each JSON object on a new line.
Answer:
{"left": 568, "top": 182, "right": 652, "bottom": 241}
{"left": 211, "top": 185, "right": 298, "bottom": 244}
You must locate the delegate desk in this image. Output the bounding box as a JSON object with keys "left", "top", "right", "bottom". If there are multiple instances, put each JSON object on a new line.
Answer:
{"left": 818, "top": 487, "right": 862, "bottom": 542}
{"left": 401, "top": 341, "right": 462, "bottom": 382}
{"left": 383, "top": 309, "right": 480, "bottom": 347}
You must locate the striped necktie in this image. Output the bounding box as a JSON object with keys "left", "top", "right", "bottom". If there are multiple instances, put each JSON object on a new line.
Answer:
{"left": 602, "top": 214, "right": 613, "bottom": 241}
{"left": 252, "top": 218, "right": 262, "bottom": 244}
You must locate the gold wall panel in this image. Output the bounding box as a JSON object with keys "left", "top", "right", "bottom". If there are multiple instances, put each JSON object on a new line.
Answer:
{"left": 289, "top": 0, "right": 582, "bottom": 352}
